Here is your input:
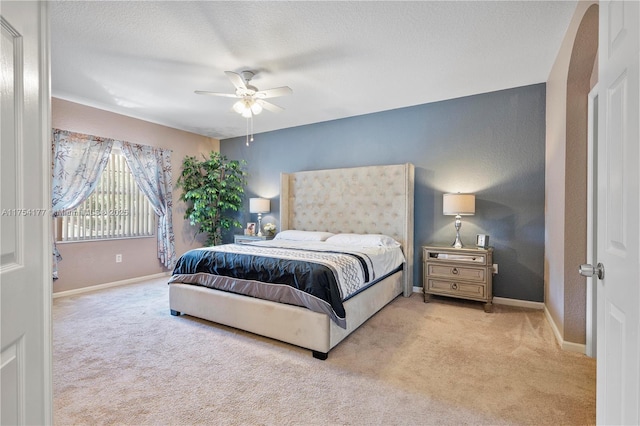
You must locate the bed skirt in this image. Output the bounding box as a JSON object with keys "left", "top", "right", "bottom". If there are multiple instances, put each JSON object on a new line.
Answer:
{"left": 169, "top": 270, "right": 403, "bottom": 354}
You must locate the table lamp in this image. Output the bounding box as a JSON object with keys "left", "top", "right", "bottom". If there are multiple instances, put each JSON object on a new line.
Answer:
{"left": 249, "top": 198, "right": 270, "bottom": 236}
{"left": 443, "top": 193, "right": 475, "bottom": 248}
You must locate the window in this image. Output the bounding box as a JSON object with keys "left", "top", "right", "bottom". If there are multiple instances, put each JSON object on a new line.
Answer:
{"left": 57, "top": 149, "right": 155, "bottom": 242}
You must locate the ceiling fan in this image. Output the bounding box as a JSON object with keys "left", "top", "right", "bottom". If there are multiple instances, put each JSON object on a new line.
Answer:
{"left": 195, "top": 70, "right": 293, "bottom": 118}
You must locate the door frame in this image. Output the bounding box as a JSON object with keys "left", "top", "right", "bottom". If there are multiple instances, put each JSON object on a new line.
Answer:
{"left": 585, "top": 84, "right": 598, "bottom": 358}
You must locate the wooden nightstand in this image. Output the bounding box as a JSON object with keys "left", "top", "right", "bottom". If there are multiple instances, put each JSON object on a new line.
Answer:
{"left": 233, "top": 235, "right": 274, "bottom": 244}
{"left": 423, "top": 245, "right": 494, "bottom": 312}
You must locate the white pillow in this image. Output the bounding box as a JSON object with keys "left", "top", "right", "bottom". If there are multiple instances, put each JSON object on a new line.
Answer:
{"left": 273, "top": 230, "right": 335, "bottom": 241}
{"left": 325, "top": 233, "right": 401, "bottom": 248}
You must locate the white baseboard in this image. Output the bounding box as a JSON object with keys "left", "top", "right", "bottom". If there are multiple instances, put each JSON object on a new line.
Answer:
{"left": 544, "top": 306, "right": 564, "bottom": 346}
{"left": 53, "top": 272, "right": 171, "bottom": 299}
{"left": 561, "top": 340, "right": 587, "bottom": 354}
{"left": 492, "top": 297, "right": 544, "bottom": 310}
{"left": 412, "top": 286, "right": 422, "bottom": 294}
{"left": 543, "top": 306, "right": 586, "bottom": 354}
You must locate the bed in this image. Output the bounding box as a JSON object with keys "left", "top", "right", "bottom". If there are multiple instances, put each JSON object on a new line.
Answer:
{"left": 169, "top": 163, "right": 414, "bottom": 359}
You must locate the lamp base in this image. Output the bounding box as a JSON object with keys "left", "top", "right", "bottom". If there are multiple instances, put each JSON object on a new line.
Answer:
{"left": 452, "top": 233, "right": 464, "bottom": 249}
{"left": 451, "top": 214, "right": 464, "bottom": 248}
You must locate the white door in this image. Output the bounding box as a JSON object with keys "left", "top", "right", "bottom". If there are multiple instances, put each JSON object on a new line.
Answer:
{"left": 595, "top": 1, "right": 640, "bottom": 424}
{"left": 0, "top": 1, "right": 52, "bottom": 425}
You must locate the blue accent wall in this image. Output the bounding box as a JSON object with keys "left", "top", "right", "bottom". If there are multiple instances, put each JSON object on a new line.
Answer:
{"left": 221, "top": 84, "right": 546, "bottom": 302}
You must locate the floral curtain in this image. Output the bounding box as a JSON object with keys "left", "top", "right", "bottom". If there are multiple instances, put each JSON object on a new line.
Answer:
{"left": 121, "top": 141, "right": 175, "bottom": 268}
{"left": 51, "top": 129, "right": 114, "bottom": 278}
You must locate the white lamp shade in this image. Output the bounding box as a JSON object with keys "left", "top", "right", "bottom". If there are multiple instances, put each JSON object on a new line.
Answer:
{"left": 233, "top": 100, "right": 245, "bottom": 114}
{"left": 249, "top": 198, "right": 270, "bottom": 214}
{"left": 250, "top": 102, "right": 263, "bottom": 115}
{"left": 443, "top": 193, "right": 475, "bottom": 216}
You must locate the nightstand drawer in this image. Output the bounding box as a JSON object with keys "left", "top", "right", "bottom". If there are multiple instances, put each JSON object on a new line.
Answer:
{"left": 424, "top": 249, "right": 487, "bottom": 265}
{"left": 427, "top": 264, "right": 486, "bottom": 282}
{"left": 427, "top": 279, "right": 486, "bottom": 298}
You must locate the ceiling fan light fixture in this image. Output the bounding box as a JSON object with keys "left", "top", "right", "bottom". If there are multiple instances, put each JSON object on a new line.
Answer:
{"left": 250, "top": 102, "right": 263, "bottom": 115}
{"left": 241, "top": 107, "right": 253, "bottom": 118}
{"left": 233, "top": 98, "right": 262, "bottom": 117}
{"left": 195, "top": 71, "right": 292, "bottom": 144}
{"left": 233, "top": 100, "right": 245, "bottom": 114}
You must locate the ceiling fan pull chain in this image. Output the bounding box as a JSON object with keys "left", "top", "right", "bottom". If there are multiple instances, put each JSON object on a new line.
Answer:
{"left": 250, "top": 115, "right": 254, "bottom": 143}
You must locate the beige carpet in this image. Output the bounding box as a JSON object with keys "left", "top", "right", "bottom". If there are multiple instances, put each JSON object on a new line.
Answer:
{"left": 53, "top": 278, "right": 595, "bottom": 425}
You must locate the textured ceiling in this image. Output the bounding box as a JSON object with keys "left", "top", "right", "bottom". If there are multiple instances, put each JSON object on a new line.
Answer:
{"left": 50, "top": 1, "right": 577, "bottom": 140}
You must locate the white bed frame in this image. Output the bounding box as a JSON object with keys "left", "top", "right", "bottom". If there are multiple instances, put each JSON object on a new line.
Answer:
{"left": 169, "top": 163, "right": 414, "bottom": 359}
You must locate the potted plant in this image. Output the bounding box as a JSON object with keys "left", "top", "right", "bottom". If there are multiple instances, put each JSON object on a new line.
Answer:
{"left": 177, "top": 152, "right": 247, "bottom": 246}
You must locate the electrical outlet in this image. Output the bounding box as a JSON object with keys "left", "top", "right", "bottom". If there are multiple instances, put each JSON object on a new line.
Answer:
{"left": 116, "top": 254, "right": 122, "bottom": 263}
{"left": 493, "top": 263, "right": 498, "bottom": 274}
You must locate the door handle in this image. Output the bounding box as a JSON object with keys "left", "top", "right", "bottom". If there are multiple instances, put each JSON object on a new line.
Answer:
{"left": 579, "top": 263, "right": 605, "bottom": 280}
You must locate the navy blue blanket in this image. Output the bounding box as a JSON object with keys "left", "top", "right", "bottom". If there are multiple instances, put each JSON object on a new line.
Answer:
{"left": 171, "top": 247, "right": 370, "bottom": 323}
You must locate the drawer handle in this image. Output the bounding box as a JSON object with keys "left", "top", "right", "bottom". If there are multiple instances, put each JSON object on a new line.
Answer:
{"left": 451, "top": 283, "right": 458, "bottom": 290}
{"left": 451, "top": 267, "right": 459, "bottom": 275}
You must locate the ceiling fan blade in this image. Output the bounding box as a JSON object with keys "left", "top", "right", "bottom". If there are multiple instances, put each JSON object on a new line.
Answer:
{"left": 225, "top": 71, "right": 247, "bottom": 91}
{"left": 254, "top": 86, "right": 293, "bottom": 99}
{"left": 256, "top": 99, "right": 284, "bottom": 113}
{"left": 194, "top": 90, "right": 239, "bottom": 98}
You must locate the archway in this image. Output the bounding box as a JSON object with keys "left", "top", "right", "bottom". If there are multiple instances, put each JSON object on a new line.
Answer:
{"left": 563, "top": 4, "right": 598, "bottom": 345}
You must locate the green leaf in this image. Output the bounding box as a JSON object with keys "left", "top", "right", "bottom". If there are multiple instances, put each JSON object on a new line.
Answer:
{"left": 178, "top": 151, "right": 247, "bottom": 246}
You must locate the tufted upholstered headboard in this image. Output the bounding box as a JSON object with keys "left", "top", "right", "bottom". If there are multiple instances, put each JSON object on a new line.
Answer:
{"left": 280, "top": 163, "right": 415, "bottom": 296}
